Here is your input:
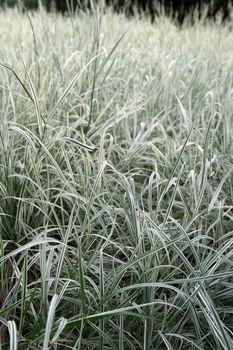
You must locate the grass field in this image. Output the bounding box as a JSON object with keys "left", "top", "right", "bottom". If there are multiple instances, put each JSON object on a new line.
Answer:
{"left": 0, "top": 5, "right": 233, "bottom": 349}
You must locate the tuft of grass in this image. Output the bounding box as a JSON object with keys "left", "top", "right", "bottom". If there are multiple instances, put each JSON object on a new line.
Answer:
{"left": 0, "top": 4, "right": 233, "bottom": 349}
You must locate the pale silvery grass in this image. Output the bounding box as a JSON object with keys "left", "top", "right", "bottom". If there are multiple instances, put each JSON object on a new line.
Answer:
{"left": 0, "top": 4, "right": 233, "bottom": 350}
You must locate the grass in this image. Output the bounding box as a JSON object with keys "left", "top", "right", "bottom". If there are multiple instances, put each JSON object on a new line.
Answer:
{"left": 0, "top": 4, "right": 233, "bottom": 349}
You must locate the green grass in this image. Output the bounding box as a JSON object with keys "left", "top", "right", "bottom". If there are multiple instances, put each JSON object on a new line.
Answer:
{"left": 0, "top": 5, "right": 233, "bottom": 349}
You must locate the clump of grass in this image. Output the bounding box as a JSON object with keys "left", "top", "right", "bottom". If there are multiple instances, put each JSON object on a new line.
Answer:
{"left": 0, "top": 4, "right": 233, "bottom": 349}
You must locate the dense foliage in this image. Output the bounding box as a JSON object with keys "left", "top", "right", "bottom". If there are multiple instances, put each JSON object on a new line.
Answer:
{"left": 1, "top": 5, "right": 233, "bottom": 349}
{"left": 0, "top": 0, "right": 233, "bottom": 21}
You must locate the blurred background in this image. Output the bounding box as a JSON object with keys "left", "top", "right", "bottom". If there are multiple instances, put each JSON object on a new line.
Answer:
{"left": 0, "top": 0, "right": 232, "bottom": 23}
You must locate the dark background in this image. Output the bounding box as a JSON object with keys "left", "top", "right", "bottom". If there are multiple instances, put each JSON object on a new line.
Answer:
{"left": 0, "top": 0, "right": 232, "bottom": 22}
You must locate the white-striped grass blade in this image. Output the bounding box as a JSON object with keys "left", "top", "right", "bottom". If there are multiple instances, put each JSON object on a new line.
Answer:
{"left": 7, "top": 321, "right": 17, "bottom": 350}
{"left": 43, "top": 294, "right": 59, "bottom": 350}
